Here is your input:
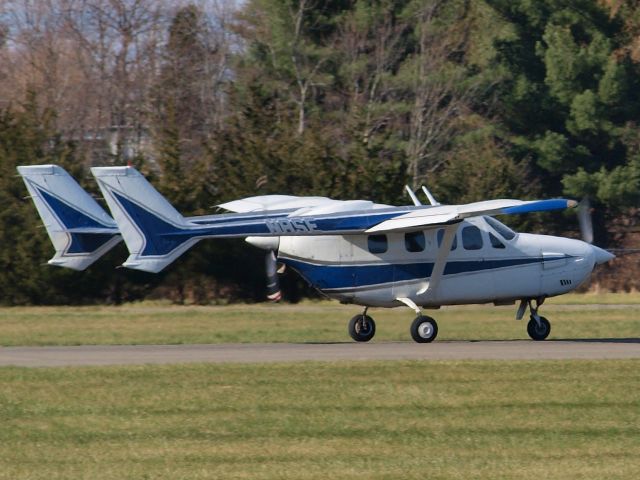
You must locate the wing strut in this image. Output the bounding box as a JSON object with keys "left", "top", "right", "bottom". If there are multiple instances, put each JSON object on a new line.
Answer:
{"left": 422, "top": 222, "right": 460, "bottom": 298}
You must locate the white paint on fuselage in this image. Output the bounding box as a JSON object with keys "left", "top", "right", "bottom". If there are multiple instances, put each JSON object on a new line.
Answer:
{"left": 278, "top": 217, "right": 597, "bottom": 308}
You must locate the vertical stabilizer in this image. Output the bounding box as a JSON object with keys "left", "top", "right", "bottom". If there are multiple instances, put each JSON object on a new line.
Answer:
{"left": 17, "top": 165, "right": 121, "bottom": 270}
{"left": 91, "top": 166, "right": 199, "bottom": 273}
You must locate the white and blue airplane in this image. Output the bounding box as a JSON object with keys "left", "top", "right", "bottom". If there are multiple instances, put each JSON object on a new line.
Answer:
{"left": 18, "top": 164, "right": 614, "bottom": 343}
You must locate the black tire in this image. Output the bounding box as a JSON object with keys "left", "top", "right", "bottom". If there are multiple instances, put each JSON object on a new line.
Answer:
{"left": 527, "top": 316, "right": 551, "bottom": 341}
{"left": 410, "top": 315, "right": 438, "bottom": 343}
{"left": 348, "top": 314, "right": 376, "bottom": 342}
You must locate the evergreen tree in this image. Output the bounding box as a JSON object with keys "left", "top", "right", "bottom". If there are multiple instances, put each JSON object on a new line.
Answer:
{"left": 485, "top": 0, "right": 640, "bottom": 210}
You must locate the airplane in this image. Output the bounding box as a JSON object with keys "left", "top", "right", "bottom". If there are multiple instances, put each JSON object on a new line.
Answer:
{"left": 17, "top": 164, "right": 614, "bottom": 343}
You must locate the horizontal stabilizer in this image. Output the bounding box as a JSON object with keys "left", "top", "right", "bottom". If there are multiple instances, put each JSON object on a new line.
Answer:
{"left": 17, "top": 165, "right": 122, "bottom": 270}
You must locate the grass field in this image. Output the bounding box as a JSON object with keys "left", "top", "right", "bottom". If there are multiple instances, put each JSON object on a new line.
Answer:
{"left": 1, "top": 360, "right": 639, "bottom": 479}
{"left": 1, "top": 295, "right": 638, "bottom": 478}
{"left": 0, "top": 293, "right": 639, "bottom": 346}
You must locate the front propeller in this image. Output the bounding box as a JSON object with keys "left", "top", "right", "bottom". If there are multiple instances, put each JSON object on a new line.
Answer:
{"left": 577, "top": 196, "right": 615, "bottom": 264}
{"left": 578, "top": 196, "right": 594, "bottom": 244}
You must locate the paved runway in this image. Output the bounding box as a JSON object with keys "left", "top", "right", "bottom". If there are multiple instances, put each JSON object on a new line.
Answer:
{"left": 1, "top": 339, "right": 639, "bottom": 367}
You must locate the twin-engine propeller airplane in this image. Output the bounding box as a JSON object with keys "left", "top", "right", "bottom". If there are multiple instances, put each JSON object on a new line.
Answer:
{"left": 18, "top": 164, "right": 614, "bottom": 343}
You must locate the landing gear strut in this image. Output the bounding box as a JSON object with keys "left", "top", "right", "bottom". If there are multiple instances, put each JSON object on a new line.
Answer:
{"left": 518, "top": 298, "right": 551, "bottom": 341}
{"left": 397, "top": 297, "right": 439, "bottom": 343}
{"left": 348, "top": 307, "right": 376, "bottom": 342}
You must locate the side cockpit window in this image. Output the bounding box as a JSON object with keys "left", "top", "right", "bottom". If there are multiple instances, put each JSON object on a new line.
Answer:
{"left": 489, "top": 232, "right": 505, "bottom": 249}
{"left": 484, "top": 216, "right": 516, "bottom": 241}
{"left": 462, "top": 225, "right": 483, "bottom": 250}
{"left": 405, "top": 231, "right": 425, "bottom": 252}
{"left": 368, "top": 234, "right": 388, "bottom": 254}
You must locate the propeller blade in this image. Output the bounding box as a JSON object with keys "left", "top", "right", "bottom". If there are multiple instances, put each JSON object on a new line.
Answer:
{"left": 578, "top": 197, "right": 594, "bottom": 244}
{"left": 265, "top": 250, "right": 282, "bottom": 302}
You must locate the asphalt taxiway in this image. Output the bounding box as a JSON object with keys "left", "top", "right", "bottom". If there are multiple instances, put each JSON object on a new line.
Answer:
{"left": 0, "top": 339, "right": 639, "bottom": 367}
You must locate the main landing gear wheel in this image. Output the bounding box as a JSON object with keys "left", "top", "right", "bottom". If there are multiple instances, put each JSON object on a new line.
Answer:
{"left": 348, "top": 314, "right": 376, "bottom": 342}
{"left": 410, "top": 315, "right": 438, "bottom": 343}
{"left": 527, "top": 315, "right": 551, "bottom": 341}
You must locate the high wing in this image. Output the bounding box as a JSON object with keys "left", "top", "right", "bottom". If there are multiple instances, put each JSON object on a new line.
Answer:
{"left": 89, "top": 166, "right": 577, "bottom": 273}
{"left": 366, "top": 198, "right": 577, "bottom": 233}
{"left": 367, "top": 198, "right": 577, "bottom": 300}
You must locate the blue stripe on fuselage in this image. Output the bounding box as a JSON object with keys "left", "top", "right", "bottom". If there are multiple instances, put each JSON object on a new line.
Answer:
{"left": 280, "top": 256, "right": 567, "bottom": 291}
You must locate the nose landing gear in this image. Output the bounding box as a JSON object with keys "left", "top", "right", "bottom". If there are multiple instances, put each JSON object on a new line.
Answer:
{"left": 518, "top": 298, "right": 551, "bottom": 341}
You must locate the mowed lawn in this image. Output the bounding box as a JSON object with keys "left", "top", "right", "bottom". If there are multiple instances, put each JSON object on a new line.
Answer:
{"left": 0, "top": 293, "right": 639, "bottom": 346}
{"left": 1, "top": 295, "right": 639, "bottom": 479}
{"left": 1, "top": 360, "right": 639, "bottom": 479}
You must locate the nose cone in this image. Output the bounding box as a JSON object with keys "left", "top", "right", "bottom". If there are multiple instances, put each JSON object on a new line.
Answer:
{"left": 592, "top": 245, "right": 615, "bottom": 265}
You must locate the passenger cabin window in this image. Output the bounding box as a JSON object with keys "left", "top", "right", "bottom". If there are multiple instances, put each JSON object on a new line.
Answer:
{"left": 405, "top": 231, "right": 425, "bottom": 252}
{"left": 368, "top": 234, "right": 388, "bottom": 254}
{"left": 462, "top": 226, "right": 483, "bottom": 250}
{"left": 436, "top": 229, "right": 457, "bottom": 250}
{"left": 484, "top": 216, "right": 516, "bottom": 240}
{"left": 489, "top": 232, "right": 505, "bottom": 249}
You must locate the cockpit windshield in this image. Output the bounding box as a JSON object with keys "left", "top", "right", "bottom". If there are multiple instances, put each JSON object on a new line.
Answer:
{"left": 484, "top": 216, "right": 517, "bottom": 240}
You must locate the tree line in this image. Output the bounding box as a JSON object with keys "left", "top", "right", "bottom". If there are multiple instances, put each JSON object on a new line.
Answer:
{"left": 1, "top": 0, "right": 638, "bottom": 305}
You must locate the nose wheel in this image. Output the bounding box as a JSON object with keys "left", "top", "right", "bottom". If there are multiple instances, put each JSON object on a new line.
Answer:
{"left": 348, "top": 309, "right": 376, "bottom": 342}
{"left": 519, "top": 298, "right": 551, "bottom": 341}
{"left": 527, "top": 315, "right": 551, "bottom": 341}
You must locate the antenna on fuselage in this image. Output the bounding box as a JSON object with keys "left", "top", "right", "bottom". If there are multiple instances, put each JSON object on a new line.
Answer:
{"left": 404, "top": 185, "right": 422, "bottom": 206}
{"left": 421, "top": 186, "right": 440, "bottom": 206}
{"left": 405, "top": 184, "right": 440, "bottom": 207}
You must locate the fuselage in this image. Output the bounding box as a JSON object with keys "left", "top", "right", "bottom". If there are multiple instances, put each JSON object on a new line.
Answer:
{"left": 276, "top": 216, "right": 609, "bottom": 308}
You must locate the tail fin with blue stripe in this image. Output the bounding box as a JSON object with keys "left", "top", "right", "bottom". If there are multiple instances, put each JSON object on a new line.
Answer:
{"left": 17, "top": 165, "right": 122, "bottom": 270}
{"left": 91, "top": 166, "right": 201, "bottom": 273}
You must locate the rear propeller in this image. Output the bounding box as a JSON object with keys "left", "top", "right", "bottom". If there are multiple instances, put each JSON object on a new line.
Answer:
{"left": 265, "top": 250, "right": 282, "bottom": 302}
{"left": 245, "top": 237, "right": 284, "bottom": 301}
